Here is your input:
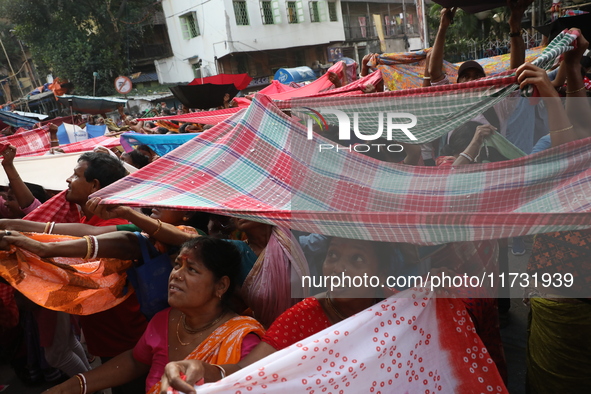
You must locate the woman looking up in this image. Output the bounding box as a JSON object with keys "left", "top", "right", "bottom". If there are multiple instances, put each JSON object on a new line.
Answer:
{"left": 42, "top": 236, "right": 264, "bottom": 394}
{"left": 156, "top": 237, "right": 389, "bottom": 394}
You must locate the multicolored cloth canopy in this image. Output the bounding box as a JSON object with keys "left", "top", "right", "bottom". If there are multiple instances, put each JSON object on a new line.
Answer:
{"left": 372, "top": 46, "right": 545, "bottom": 91}
{"left": 93, "top": 30, "right": 589, "bottom": 244}
{"left": 94, "top": 90, "right": 591, "bottom": 245}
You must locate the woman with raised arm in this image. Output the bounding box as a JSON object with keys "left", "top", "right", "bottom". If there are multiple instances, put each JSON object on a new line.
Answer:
{"left": 35, "top": 237, "right": 264, "bottom": 394}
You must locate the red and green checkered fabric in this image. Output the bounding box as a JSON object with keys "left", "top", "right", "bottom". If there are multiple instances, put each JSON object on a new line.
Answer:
{"left": 93, "top": 93, "right": 591, "bottom": 245}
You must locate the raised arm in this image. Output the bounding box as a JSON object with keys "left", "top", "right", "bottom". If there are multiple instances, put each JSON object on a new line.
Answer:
{"left": 516, "top": 63, "right": 575, "bottom": 147}
{"left": 429, "top": 8, "right": 456, "bottom": 83}
{"left": 1, "top": 145, "right": 37, "bottom": 211}
{"left": 0, "top": 230, "right": 141, "bottom": 260}
{"left": 87, "top": 197, "right": 197, "bottom": 246}
{"left": 508, "top": 0, "right": 534, "bottom": 70}
{"left": 0, "top": 218, "right": 117, "bottom": 236}
{"left": 422, "top": 51, "right": 432, "bottom": 87}
{"left": 561, "top": 30, "right": 591, "bottom": 140}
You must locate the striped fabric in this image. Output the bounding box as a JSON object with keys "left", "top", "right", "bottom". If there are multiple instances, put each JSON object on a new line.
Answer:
{"left": 138, "top": 107, "right": 242, "bottom": 125}
{"left": 93, "top": 93, "right": 591, "bottom": 245}
{"left": 291, "top": 30, "right": 579, "bottom": 144}
{"left": 58, "top": 135, "right": 121, "bottom": 154}
{"left": 3, "top": 126, "right": 51, "bottom": 156}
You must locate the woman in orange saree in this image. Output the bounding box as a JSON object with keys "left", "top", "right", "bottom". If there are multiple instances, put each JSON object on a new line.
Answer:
{"left": 40, "top": 236, "right": 263, "bottom": 394}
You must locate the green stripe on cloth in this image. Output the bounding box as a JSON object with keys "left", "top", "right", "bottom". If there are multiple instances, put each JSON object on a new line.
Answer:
{"left": 93, "top": 93, "right": 591, "bottom": 245}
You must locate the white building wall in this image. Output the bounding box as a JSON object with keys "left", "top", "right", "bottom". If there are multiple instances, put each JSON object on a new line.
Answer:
{"left": 158, "top": 0, "right": 345, "bottom": 84}
{"left": 222, "top": 0, "right": 345, "bottom": 54}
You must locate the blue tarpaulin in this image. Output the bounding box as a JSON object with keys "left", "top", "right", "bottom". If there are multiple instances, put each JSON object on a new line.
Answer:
{"left": 0, "top": 110, "right": 38, "bottom": 128}
{"left": 119, "top": 132, "right": 198, "bottom": 157}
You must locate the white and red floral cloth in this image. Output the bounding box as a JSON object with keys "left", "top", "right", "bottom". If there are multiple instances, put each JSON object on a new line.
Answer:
{"left": 194, "top": 288, "right": 507, "bottom": 394}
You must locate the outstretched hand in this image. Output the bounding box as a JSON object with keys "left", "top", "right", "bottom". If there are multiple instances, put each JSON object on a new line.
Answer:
{"left": 1, "top": 145, "right": 17, "bottom": 167}
{"left": 439, "top": 7, "right": 456, "bottom": 28}
{"left": 472, "top": 124, "right": 496, "bottom": 146}
{"left": 515, "top": 62, "right": 558, "bottom": 98}
{"left": 86, "top": 197, "right": 132, "bottom": 221}
{"left": 0, "top": 230, "right": 41, "bottom": 254}
{"left": 563, "top": 29, "right": 589, "bottom": 68}
{"left": 159, "top": 360, "right": 206, "bottom": 394}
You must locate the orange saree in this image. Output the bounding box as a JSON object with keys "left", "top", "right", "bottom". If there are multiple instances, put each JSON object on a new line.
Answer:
{"left": 147, "top": 316, "right": 264, "bottom": 394}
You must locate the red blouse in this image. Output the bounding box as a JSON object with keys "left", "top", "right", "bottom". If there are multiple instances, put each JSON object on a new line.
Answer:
{"left": 262, "top": 297, "right": 330, "bottom": 351}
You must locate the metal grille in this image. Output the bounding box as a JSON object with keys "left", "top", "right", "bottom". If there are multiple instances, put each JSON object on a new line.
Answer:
{"left": 287, "top": 1, "right": 298, "bottom": 24}
{"left": 261, "top": 1, "right": 274, "bottom": 25}
{"left": 233, "top": 1, "right": 250, "bottom": 26}
{"left": 328, "top": 1, "right": 338, "bottom": 22}
{"left": 309, "top": 1, "right": 320, "bottom": 22}
{"left": 180, "top": 12, "right": 200, "bottom": 39}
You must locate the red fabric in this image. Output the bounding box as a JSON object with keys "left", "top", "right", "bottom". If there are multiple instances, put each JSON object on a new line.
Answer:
{"left": 23, "top": 190, "right": 81, "bottom": 224}
{"left": 79, "top": 215, "right": 127, "bottom": 226}
{"left": 138, "top": 107, "right": 241, "bottom": 125}
{"left": 188, "top": 73, "right": 252, "bottom": 90}
{"left": 0, "top": 126, "right": 51, "bottom": 157}
{"left": 34, "top": 308, "right": 59, "bottom": 347}
{"left": 0, "top": 282, "right": 18, "bottom": 329}
{"left": 262, "top": 297, "right": 330, "bottom": 351}
{"left": 77, "top": 214, "right": 148, "bottom": 357}
{"left": 265, "top": 62, "right": 346, "bottom": 102}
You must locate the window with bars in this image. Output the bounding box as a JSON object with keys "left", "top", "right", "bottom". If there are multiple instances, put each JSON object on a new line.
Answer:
{"left": 260, "top": 1, "right": 274, "bottom": 24}
{"left": 179, "top": 12, "right": 200, "bottom": 39}
{"left": 309, "top": 1, "right": 320, "bottom": 22}
{"left": 287, "top": 1, "right": 298, "bottom": 24}
{"left": 233, "top": 1, "right": 250, "bottom": 26}
{"left": 328, "top": 1, "right": 338, "bottom": 22}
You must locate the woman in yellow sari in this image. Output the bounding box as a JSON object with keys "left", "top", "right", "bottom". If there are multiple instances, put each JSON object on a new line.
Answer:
{"left": 43, "top": 236, "right": 264, "bottom": 394}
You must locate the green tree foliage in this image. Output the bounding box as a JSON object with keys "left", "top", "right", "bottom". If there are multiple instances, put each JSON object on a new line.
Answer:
{"left": 0, "top": 0, "right": 160, "bottom": 95}
{"left": 427, "top": 4, "right": 510, "bottom": 63}
{"left": 0, "top": 22, "right": 23, "bottom": 72}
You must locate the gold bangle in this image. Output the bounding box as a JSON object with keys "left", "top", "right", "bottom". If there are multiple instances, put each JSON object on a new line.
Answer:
{"left": 565, "top": 86, "right": 585, "bottom": 94}
{"left": 211, "top": 364, "right": 226, "bottom": 379}
{"left": 549, "top": 125, "right": 574, "bottom": 133}
{"left": 74, "top": 373, "right": 84, "bottom": 394}
{"left": 151, "top": 219, "right": 162, "bottom": 236}
{"left": 83, "top": 235, "right": 93, "bottom": 260}
{"left": 43, "top": 222, "right": 51, "bottom": 234}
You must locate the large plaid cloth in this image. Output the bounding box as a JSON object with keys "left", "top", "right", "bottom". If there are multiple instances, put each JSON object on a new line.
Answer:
{"left": 2, "top": 126, "right": 51, "bottom": 156}
{"left": 93, "top": 93, "right": 591, "bottom": 245}
{"left": 291, "top": 30, "right": 579, "bottom": 144}
{"left": 24, "top": 189, "right": 81, "bottom": 223}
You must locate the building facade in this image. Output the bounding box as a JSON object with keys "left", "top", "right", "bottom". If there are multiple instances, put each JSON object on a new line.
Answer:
{"left": 156, "top": 0, "right": 347, "bottom": 85}
{"left": 155, "top": 0, "right": 424, "bottom": 88}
